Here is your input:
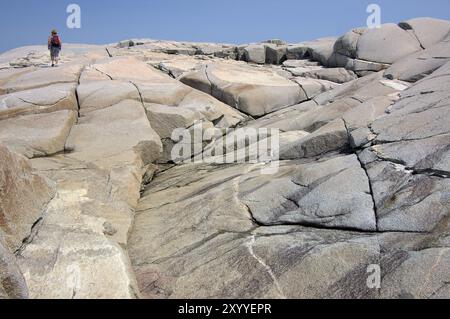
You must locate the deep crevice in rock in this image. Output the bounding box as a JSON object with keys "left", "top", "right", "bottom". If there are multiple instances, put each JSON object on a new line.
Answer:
{"left": 342, "top": 119, "right": 379, "bottom": 231}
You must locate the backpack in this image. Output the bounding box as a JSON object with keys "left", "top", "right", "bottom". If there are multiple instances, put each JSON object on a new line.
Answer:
{"left": 51, "top": 35, "right": 61, "bottom": 47}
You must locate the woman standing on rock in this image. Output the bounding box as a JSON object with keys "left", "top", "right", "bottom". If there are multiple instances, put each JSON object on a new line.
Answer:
{"left": 48, "top": 29, "right": 62, "bottom": 67}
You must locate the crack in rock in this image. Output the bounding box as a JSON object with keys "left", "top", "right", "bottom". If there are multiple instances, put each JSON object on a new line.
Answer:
{"left": 245, "top": 234, "right": 287, "bottom": 299}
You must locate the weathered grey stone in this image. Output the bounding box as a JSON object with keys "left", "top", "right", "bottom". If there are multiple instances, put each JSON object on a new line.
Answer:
{"left": 333, "top": 28, "right": 366, "bottom": 59}
{"left": 286, "top": 44, "right": 310, "bottom": 60}
{"left": 213, "top": 47, "right": 238, "bottom": 60}
{"left": 399, "top": 17, "right": 450, "bottom": 48}
{"left": 240, "top": 155, "right": 376, "bottom": 230}
{"left": 109, "top": 39, "right": 223, "bottom": 58}
{"left": 307, "top": 38, "right": 338, "bottom": 66}
{"left": 129, "top": 153, "right": 449, "bottom": 298}
{"left": 371, "top": 93, "right": 450, "bottom": 143}
{"left": 385, "top": 41, "right": 450, "bottom": 82}
{"left": 328, "top": 52, "right": 391, "bottom": 75}
{"left": 356, "top": 24, "right": 422, "bottom": 64}
{"left": 283, "top": 98, "right": 360, "bottom": 133}
{"left": 344, "top": 96, "right": 397, "bottom": 133}
{"left": 241, "top": 44, "right": 266, "bottom": 64}
{"left": 344, "top": 96, "right": 397, "bottom": 147}
{"left": 353, "top": 59, "right": 391, "bottom": 74}
{"left": 180, "top": 62, "right": 306, "bottom": 117}
{"left": 380, "top": 247, "right": 450, "bottom": 298}
{"left": 194, "top": 43, "right": 236, "bottom": 56}
{"left": 279, "top": 119, "right": 349, "bottom": 159}
{"left": 293, "top": 77, "right": 341, "bottom": 99}
{"left": 117, "top": 40, "right": 135, "bottom": 48}
{"left": 355, "top": 63, "right": 450, "bottom": 232}
{"left": 128, "top": 161, "right": 387, "bottom": 299}
{"left": 245, "top": 100, "right": 318, "bottom": 132}
{"left": 361, "top": 158, "right": 449, "bottom": 232}
{"left": 294, "top": 68, "right": 357, "bottom": 84}
{"left": 265, "top": 44, "right": 287, "bottom": 65}
{"left": 287, "top": 38, "right": 336, "bottom": 65}
{"left": 370, "top": 134, "right": 450, "bottom": 174}
{"left": 314, "top": 71, "right": 407, "bottom": 105}
{"left": 144, "top": 103, "right": 204, "bottom": 139}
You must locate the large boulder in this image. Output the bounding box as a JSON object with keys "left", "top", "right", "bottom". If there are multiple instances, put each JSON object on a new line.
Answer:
{"left": 371, "top": 91, "right": 449, "bottom": 143}
{"left": 66, "top": 100, "right": 163, "bottom": 169}
{"left": 344, "top": 96, "right": 397, "bottom": 148}
{"left": 264, "top": 98, "right": 360, "bottom": 133}
{"left": 77, "top": 80, "right": 140, "bottom": 113}
{"left": 92, "top": 56, "right": 169, "bottom": 83}
{"left": 180, "top": 62, "right": 307, "bottom": 117}
{"left": 90, "top": 57, "right": 246, "bottom": 127}
{"left": 384, "top": 40, "right": 450, "bottom": 82}
{"left": 328, "top": 19, "right": 450, "bottom": 75}
{"left": 328, "top": 52, "right": 391, "bottom": 77}
{"left": 144, "top": 103, "right": 204, "bottom": 139}
{"left": 240, "top": 44, "right": 266, "bottom": 64}
{"left": 0, "top": 110, "right": 77, "bottom": 158}
{"left": 286, "top": 37, "right": 337, "bottom": 65}
{"left": 265, "top": 44, "right": 287, "bottom": 65}
{"left": 158, "top": 56, "right": 206, "bottom": 78}
{"left": 240, "top": 155, "right": 376, "bottom": 230}
{"left": 333, "top": 28, "right": 366, "bottom": 59}
{"left": 279, "top": 119, "right": 349, "bottom": 159}
{"left": 399, "top": 17, "right": 450, "bottom": 48}
{"left": 0, "top": 144, "right": 55, "bottom": 252}
{"left": 0, "top": 83, "right": 78, "bottom": 120}
{"left": 356, "top": 24, "right": 422, "bottom": 64}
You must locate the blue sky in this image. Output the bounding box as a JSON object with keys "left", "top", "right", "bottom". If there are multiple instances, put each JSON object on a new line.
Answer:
{"left": 1, "top": 0, "right": 450, "bottom": 52}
